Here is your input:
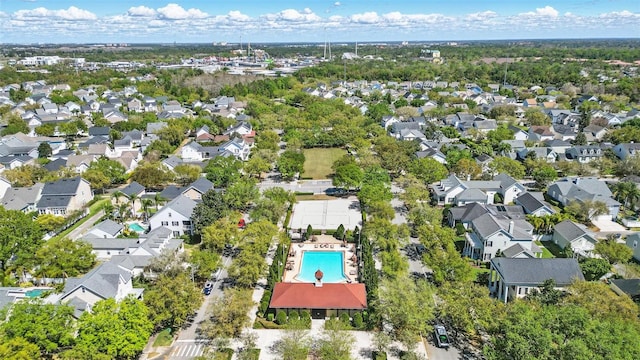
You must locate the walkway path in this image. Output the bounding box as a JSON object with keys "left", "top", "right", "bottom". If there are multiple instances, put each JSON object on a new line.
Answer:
{"left": 67, "top": 209, "right": 105, "bottom": 240}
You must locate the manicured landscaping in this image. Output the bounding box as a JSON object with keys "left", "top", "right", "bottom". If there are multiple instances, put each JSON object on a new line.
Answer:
{"left": 302, "top": 148, "right": 346, "bottom": 179}
{"left": 52, "top": 197, "right": 110, "bottom": 241}
{"left": 534, "top": 241, "right": 556, "bottom": 259}
{"left": 540, "top": 241, "right": 567, "bottom": 258}
{"left": 152, "top": 328, "right": 173, "bottom": 347}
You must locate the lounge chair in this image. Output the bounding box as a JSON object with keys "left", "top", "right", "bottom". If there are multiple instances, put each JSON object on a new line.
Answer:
{"left": 314, "top": 244, "right": 318, "bottom": 248}
{"left": 330, "top": 244, "right": 334, "bottom": 248}
{"left": 349, "top": 270, "right": 357, "bottom": 275}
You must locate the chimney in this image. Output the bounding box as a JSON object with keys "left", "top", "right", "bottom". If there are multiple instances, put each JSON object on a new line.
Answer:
{"left": 508, "top": 221, "right": 514, "bottom": 235}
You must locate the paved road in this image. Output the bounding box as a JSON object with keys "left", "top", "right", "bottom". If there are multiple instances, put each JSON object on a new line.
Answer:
{"left": 67, "top": 209, "right": 105, "bottom": 240}
{"left": 166, "top": 256, "right": 232, "bottom": 360}
{"left": 258, "top": 179, "right": 334, "bottom": 194}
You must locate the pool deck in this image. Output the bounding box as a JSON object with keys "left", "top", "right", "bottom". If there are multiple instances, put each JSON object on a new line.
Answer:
{"left": 282, "top": 235, "right": 359, "bottom": 283}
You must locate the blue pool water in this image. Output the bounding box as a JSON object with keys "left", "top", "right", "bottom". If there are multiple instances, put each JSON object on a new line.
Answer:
{"left": 297, "top": 251, "right": 347, "bottom": 283}
{"left": 129, "top": 223, "right": 146, "bottom": 232}
{"left": 25, "top": 289, "right": 46, "bottom": 298}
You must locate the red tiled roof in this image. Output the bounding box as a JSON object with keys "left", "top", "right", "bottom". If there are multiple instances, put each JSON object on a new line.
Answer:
{"left": 270, "top": 282, "right": 367, "bottom": 310}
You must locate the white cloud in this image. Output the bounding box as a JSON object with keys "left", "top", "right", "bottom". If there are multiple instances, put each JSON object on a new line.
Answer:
{"left": 467, "top": 11, "right": 497, "bottom": 21}
{"left": 266, "top": 8, "right": 321, "bottom": 23}
{"left": 350, "top": 12, "right": 380, "bottom": 24}
{"left": 521, "top": 6, "right": 559, "bottom": 17}
{"left": 157, "top": 3, "right": 207, "bottom": 20}
{"left": 226, "top": 10, "right": 251, "bottom": 22}
{"left": 14, "top": 6, "right": 97, "bottom": 20}
{"left": 127, "top": 6, "right": 156, "bottom": 17}
{"left": 334, "top": 2, "right": 341, "bottom": 6}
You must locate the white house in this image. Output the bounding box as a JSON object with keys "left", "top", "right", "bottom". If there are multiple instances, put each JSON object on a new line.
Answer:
{"left": 552, "top": 220, "right": 598, "bottom": 258}
{"left": 149, "top": 195, "right": 197, "bottom": 237}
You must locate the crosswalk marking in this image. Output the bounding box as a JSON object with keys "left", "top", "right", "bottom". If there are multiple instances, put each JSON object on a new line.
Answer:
{"left": 168, "top": 344, "right": 205, "bottom": 359}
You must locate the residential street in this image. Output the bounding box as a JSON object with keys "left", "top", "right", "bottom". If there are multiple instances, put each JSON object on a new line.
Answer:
{"left": 66, "top": 209, "right": 105, "bottom": 240}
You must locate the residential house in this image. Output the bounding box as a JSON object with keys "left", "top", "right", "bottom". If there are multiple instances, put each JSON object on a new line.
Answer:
{"left": 565, "top": 145, "right": 603, "bottom": 164}
{"left": 528, "top": 126, "right": 555, "bottom": 142}
{"left": 1, "top": 183, "right": 43, "bottom": 213}
{"left": 463, "top": 212, "right": 536, "bottom": 261}
{"left": 113, "top": 181, "right": 146, "bottom": 214}
{"left": 552, "top": 220, "right": 598, "bottom": 258}
{"left": 218, "top": 138, "right": 251, "bottom": 161}
{"left": 66, "top": 155, "right": 97, "bottom": 173}
{"left": 546, "top": 177, "right": 620, "bottom": 220}
{"left": 609, "top": 279, "right": 640, "bottom": 303}
{"left": 181, "top": 177, "right": 215, "bottom": 201}
{"left": 488, "top": 258, "right": 584, "bottom": 303}
{"left": 543, "top": 139, "right": 572, "bottom": 155}
{"left": 475, "top": 154, "right": 494, "bottom": 173}
{"left": 223, "top": 121, "right": 254, "bottom": 138}
{"left": 515, "top": 192, "right": 556, "bottom": 216}
{"left": 582, "top": 125, "right": 608, "bottom": 142}
{"left": 415, "top": 148, "right": 447, "bottom": 165}
{"left": 508, "top": 125, "right": 529, "bottom": 141}
{"left": 431, "top": 174, "right": 524, "bottom": 206}
{"left": 195, "top": 125, "right": 216, "bottom": 141}
{"left": 625, "top": 233, "right": 640, "bottom": 263}
{"left": 472, "top": 119, "right": 498, "bottom": 133}
{"left": 148, "top": 195, "right": 197, "bottom": 236}
{"left": 612, "top": 143, "right": 640, "bottom": 160}
{"left": 517, "top": 147, "right": 557, "bottom": 163}
{"left": 181, "top": 141, "right": 219, "bottom": 162}
{"left": 85, "top": 219, "right": 124, "bottom": 239}
{"left": 36, "top": 177, "right": 93, "bottom": 216}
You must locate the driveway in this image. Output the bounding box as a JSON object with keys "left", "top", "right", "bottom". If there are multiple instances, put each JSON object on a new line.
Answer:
{"left": 591, "top": 217, "right": 633, "bottom": 239}
{"left": 66, "top": 210, "right": 105, "bottom": 240}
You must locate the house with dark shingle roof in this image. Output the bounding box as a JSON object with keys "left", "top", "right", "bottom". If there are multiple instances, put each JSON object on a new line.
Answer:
{"left": 36, "top": 177, "right": 93, "bottom": 216}
{"left": 552, "top": 220, "right": 598, "bottom": 258}
{"left": 488, "top": 258, "right": 584, "bottom": 303}
{"left": 515, "top": 192, "right": 555, "bottom": 216}
{"left": 86, "top": 219, "right": 124, "bottom": 239}
{"left": 463, "top": 212, "right": 536, "bottom": 261}
{"left": 610, "top": 279, "right": 640, "bottom": 303}
{"left": 547, "top": 177, "right": 620, "bottom": 220}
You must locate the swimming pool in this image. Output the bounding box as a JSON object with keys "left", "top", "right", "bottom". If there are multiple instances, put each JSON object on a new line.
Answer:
{"left": 128, "top": 223, "right": 146, "bottom": 232}
{"left": 25, "top": 289, "right": 47, "bottom": 298}
{"left": 296, "top": 251, "right": 347, "bottom": 283}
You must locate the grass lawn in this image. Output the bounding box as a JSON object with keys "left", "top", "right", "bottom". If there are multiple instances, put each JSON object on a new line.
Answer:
{"left": 302, "top": 148, "right": 346, "bottom": 179}
{"left": 540, "top": 241, "right": 567, "bottom": 258}
{"left": 296, "top": 194, "right": 335, "bottom": 201}
{"left": 534, "top": 241, "right": 555, "bottom": 258}
{"left": 152, "top": 328, "right": 173, "bottom": 347}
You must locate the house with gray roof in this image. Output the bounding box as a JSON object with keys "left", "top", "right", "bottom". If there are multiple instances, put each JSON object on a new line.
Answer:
{"left": 612, "top": 142, "right": 640, "bottom": 160}
{"left": 565, "top": 145, "right": 603, "bottom": 164}
{"left": 552, "top": 220, "right": 598, "bottom": 258}
{"left": 149, "top": 195, "right": 197, "bottom": 236}
{"left": 36, "top": 177, "right": 93, "bottom": 216}
{"left": 547, "top": 177, "right": 620, "bottom": 220}
{"left": 488, "top": 258, "right": 584, "bottom": 303}
{"left": 182, "top": 177, "right": 214, "bottom": 201}
{"left": 463, "top": 212, "right": 536, "bottom": 261}
{"left": 1, "top": 183, "right": 43, "bottom": 213}
{"left": 54, "top": 261, "right": 143, "bottom": 317}
{"left": 86, "top": 219, "right": 124, "bottom": 239}
{"left": 431, "top": 173, "right": 524, "bottom": 206}
{"left": 515, "top": 192, "right": 555, "bottom": 216}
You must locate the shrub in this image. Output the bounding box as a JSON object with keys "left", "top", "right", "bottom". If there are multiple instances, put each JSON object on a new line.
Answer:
{"left": 275, "top": 310, "right": 287, "bottom": 325}
{"left": 339, "top": 312, "right": 350, "bottom": 325}
{"left": 267, "top": 313, "right": 274, "bottom": 322}
{"left": 300, "top": 310, "right": 311, "bottom": 327}
{"left": 373, "top": 351, "right": 388, "bottom": 360}
{"left": 334, "top": 224, "right": 345, "bottom": 239}
{"left": 455, "top": 223, "right": 466, "bottom": 236}
{"left": 352, "top": 312, "right": 364, "bottom": 329}
{"left": 288, "top": 310, "right": 300, "bottom": 323}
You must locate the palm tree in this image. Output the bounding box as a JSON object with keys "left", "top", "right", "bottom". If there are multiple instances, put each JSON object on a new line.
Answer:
{"left": 613, "top": 181, "right": 639, "bottom": 211}
{"left": 141, "top": 198, "right": 153, "bottom": 222}
{"left": 154, "top": 193, "right": 167, "bottom": 211}
{"left": 111, "top": 190, "right": 124, "bottom": 205}
{"left": 129, "top": 193, "right": 138, "bottom": 219}
{"left": 117, "top": 203, "right": 129, "bottom": 223}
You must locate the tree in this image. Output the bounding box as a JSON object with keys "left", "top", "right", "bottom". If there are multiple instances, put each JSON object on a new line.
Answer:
{"left": 408, "top": 157, "right": 449, "bottom": 184}
{"left": 34, "top": 237, "right": 95, "bottom": 280}
{"left": 144, "top": 272, "right": 203, "bottom": 331}
{"left": 532, "top": 164, "right": 557, "bottom": 188}
{"left": 228, "top": 250, "right": 267, "bottom": 288}
{"left": 613, "top": 181, "right": 640, "bottom": 211}
{"left": 82, "top": 169, "right": 110, "bottom": 193}
{"left": 0, "top": 208, "right": 44, "bottom": 285}
{"left": 579, "top": 258, "right": 611, "bottom": 281}
{"left": 87, "top": 157, "right": 127, "bottom": 186}
{"left": 572, "top": 132, "right": 587, "bottom": 146}
{"left": 525, "top": 279, "right": 564, "bottom": 305}
{"left": 204, "top": 156, "right": 242, "bottom": 188}
{"left": 0, "top": 300, "right": 75, "bottom": 357}
{"left": 188, "top": 248, "right": 220, "bottom": 282}
{"left": 595, "top": 238, "right": 633, "bottom": 264}
{"left": 201, "top": 217, "right": 239, "bottom": 252}
{"left": 156, "top": 125, "right": 184, "bottom": 147}
{"left": 489, "top": 156, "right": 526, "bottom": 179}
{"left": 224, "top": 178, "right": 259, "bottom": 211}
{"left": 200, "top": 288, "right": 254, "bottom": 339}
{"left": 66, "top": 297, "right": 153, "bottom": 360}
{"left": 565, "top": 199, "right": 608, "bottom": 223}
{"left": 173, "top": 164, "right": 201, "bottom": 186}
{"left": 131, "top": 161, "right": 172, "bottom": 189}
{"left": 332, "top": 162, "right": 364, "bottom": 190}
{"left": 277, "top": 150, "right": 305, "bottom": 180}
{"left": 315, "top": 320, "right": 355, "bottom": 360}
{"left": 453, "top": 158, "right": 482, "bottom": 180}
{"left": 2, "top": 114, "right": 29, "bottom": 135}
{"left": 244, "top": 156, "right": 271, "bottom": 178}
{"left": 0, "top": 337, "right": 40, "bottom": 360}
{"left": 35, "top": 214, "right": 66, "bottom": 233}
{"left": 192, "top": 189, "right": 230, "bottom": 233}
{"left": 271, "top": 329, "right": 311, "bottom": 360}
{"left": 376, "top": 276, "right": 435, "bottom": 344}
{"left": 524, "top": 108, "right": 550, "bottom": 125}
{"left": 37, "top": 142, "right": 52, "bottom": 158}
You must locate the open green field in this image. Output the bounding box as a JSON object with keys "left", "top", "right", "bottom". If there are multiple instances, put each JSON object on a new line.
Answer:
{"left": 302, "top": 148, "right": 346, "bottom": 180}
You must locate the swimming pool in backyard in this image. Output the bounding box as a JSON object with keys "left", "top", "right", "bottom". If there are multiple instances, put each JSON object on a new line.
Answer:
{"left": 129, "top": 223, "right": 146, "bottom": 232}
{"left": 296, "top": 251, "right": 347, "bottom": 283}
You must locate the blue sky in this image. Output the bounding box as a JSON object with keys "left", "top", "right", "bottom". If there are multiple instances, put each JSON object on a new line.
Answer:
{"left": 0, "top": 1, "right": 638, "bottom": 43}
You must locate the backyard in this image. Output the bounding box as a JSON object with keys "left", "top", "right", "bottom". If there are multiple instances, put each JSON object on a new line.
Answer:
{"left": 302, "top": 148, "right": 346, "bottom": 179}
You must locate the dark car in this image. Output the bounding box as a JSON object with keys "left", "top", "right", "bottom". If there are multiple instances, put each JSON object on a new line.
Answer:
{"left": 434, "top": 325, "right": 450, "bottom": 348}
{"left": 203, "top": 286, "right": 212, "bottom": 296}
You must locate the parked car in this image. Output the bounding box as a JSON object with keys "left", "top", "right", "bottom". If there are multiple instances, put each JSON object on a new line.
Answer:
{"left": 203, "top": 287, "right": 212, "bottom": 296}
{"left": 434, "top": 325, "right": 450, "bottom": 348}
